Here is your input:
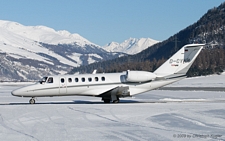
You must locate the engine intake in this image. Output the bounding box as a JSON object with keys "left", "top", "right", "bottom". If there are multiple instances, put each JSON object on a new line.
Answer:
{"left": 126, "top": 70, "right": 156, "bottom": 82}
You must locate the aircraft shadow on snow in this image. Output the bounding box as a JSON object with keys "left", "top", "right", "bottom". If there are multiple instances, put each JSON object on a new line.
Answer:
{"left": 3, "top": 99, "right": 224, "bottom": 105}
{"left": 0, "top": 99, "right": 143, "bottom": 105}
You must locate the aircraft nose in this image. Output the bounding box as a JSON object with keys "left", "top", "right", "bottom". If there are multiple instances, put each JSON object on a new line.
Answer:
{"left": 11, "top": 89, "right": 23, "bottom": 97}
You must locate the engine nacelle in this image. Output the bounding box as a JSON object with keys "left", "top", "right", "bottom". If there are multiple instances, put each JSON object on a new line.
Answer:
{"left": 126, "top": 70, "right": 157, "bottom": 82}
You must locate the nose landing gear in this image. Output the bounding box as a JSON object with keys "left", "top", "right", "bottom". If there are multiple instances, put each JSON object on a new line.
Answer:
{"left": 29, "top": 97, "right": 35, "bottom": 104}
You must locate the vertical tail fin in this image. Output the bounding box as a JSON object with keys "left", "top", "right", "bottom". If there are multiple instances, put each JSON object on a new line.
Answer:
{"left": 154, "top": 44, "right": 204, "bottom": 77}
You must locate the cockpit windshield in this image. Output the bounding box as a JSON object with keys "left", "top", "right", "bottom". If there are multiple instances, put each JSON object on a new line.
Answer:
{"left": 40, "top": 77, "right": 48, "bottom": 84}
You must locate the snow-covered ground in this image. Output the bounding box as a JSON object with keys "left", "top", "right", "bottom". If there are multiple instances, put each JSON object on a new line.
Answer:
{"left": 0, "top": 75, "right": 225, "bottom": 141}
{"left": 167, "top": 73, "right": 225, "bottom": 87}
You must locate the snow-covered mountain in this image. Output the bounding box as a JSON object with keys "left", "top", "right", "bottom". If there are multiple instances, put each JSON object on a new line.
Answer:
{"left": 102, "top": 38, "right": 159, "bottom": 54}
{"left": 0, "top": 20, "right": 123, "bottom": 81}
{"left": 0, "top": 20, "right": 95, "bottom": 46}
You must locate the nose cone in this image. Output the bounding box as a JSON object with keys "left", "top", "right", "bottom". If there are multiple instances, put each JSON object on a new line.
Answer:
{"left": 11, "top": 86, "right": 29, "bottom": 97}
{"left": 11, "top": 84, "right": 36, "bottom": 97}
{"left": 11, "top": 89, "right": 23, "bottom": 97}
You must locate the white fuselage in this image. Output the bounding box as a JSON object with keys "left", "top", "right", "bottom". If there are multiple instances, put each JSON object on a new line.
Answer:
{"left": 11, "top": 72, "right": 184, "bottom": 98}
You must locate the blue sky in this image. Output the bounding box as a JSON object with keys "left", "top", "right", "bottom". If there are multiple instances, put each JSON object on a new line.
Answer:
{"left": 0, "top": 0, "right": 224, "bottom": 46}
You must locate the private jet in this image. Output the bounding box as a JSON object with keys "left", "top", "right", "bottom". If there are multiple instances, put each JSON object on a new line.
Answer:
{"left": 11, "top": 44, "right": 204, "bottom": 104}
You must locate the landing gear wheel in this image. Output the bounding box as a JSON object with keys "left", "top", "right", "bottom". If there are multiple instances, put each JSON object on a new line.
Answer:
{"left": 103, "top": 99, "right": 110, "bottom": 103}
{"left": 113, "top": 100, "right": 119, "bottom": 103}
{"left": 113, "top": 97, "right": 120, "bottom": 103}
{"left": 29, "top": 98, "right": 35, "bottom": 104}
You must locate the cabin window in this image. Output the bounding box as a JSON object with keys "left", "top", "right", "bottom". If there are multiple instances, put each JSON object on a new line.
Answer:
{"left": 47, "top": 77, "right": 53, "bottom": 83}
{"left": 61, "top": 78, "right": 65, "bottom": 83}
{"left": 102, "top": 77, "right": 105, "bottom": 81}
{"left": 82, "top": 77, "right": 85, "bottom": 82}
{"left": 95, "top": 77, "right": 98, "bottom": 81}
{"left": 75, "top": 78, "right": 79, "bottom": 82}
{"left": 88, "top": 77, "right": 92, "bottom": 82}
{"left": 68, "top": 78, "right": 72, "bottom": 83}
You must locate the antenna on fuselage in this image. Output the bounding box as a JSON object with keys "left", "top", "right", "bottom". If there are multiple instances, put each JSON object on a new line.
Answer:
{"left": 92, "top": 69, "right": 97, "bottom": 74}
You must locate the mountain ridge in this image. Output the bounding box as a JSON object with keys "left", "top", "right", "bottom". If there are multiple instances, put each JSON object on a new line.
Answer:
{"left": 102, "top": 37, "right": 159, "bottom": 54}
{"left": 0, "top": 20, "right": 96, "bottom": 46}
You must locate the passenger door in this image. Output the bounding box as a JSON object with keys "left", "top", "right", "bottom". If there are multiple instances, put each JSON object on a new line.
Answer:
{"left": 59, "top": 77, "right": 67, "bottom": 94}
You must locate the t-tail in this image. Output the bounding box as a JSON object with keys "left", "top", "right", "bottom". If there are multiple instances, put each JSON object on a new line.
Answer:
{"left": 154, "top": 44, "right": 204, "bottom": 78}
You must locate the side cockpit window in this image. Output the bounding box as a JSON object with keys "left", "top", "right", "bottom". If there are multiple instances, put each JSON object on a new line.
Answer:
{"left": 47, "top": 77, "right": 53, "bottom": 83}
{"left": 40, "top": 77, "right": 48, "bottom": 84}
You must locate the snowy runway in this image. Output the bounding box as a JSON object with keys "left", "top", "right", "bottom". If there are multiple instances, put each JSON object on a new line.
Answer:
{"left": 0, "top": 81, "right": 225, "bottom": 140}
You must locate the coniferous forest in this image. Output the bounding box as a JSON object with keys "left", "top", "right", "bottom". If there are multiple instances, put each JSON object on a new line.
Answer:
{"left": 69, "top": 2, "right": 225, "bottom": 77}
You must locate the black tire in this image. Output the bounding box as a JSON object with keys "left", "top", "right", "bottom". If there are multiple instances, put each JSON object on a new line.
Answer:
{"left": 29, "top": 98, "right": 35, "bottom": 104}
{"left": 103, "top": 99, "right": 110, "bottom": 103}
{"left": 113, "top": 100, "right": 119, "bottom": 103}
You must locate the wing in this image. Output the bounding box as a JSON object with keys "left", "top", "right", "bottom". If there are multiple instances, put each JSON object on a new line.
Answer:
{"left": 97, "top": 86, "right": 130, "bottom": 99}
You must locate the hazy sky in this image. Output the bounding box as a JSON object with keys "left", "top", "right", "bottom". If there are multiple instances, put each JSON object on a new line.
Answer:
{"left": 0, "top": 0, "right": 224, "bottom": 46}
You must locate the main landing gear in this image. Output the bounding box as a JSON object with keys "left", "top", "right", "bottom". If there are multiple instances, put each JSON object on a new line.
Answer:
{"left": 29, "top": 97, "right": 35, "bottom": 104}
{"left": 102, "top": 97, "right": 120, "bottom": 103}
{"left": 103, "top": 99, "right": 111, "bottom": 103}
{"left": 112, "top": 99, "right": 119, "bottom": 103}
